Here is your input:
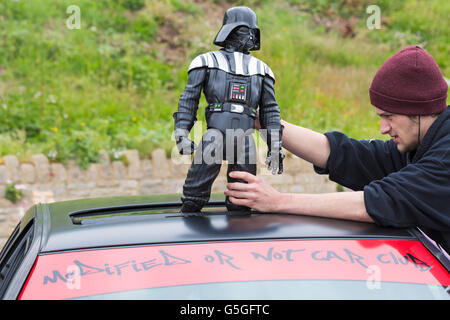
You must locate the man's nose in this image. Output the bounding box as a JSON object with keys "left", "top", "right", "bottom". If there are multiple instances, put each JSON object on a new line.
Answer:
{"left": 380, "top": 119, "right": 390, "bottom": 134}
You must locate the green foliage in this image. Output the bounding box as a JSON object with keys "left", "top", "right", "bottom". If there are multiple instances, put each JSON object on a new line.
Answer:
{"left": 49, "top": 129, "right": 103, "bottom": 169}
{"left": 5, "top": 183, "right": 23, "bottom": 204}
{"left": 292, "top": 0, "right": 371, "bottom": 18}
{"left": 132, "top": 15, "right": 158, "bottom": 40}
{"left": 367, "top": 0, "right": 450, "bottom": 74}
{"left": 116, "top": 0, "right": 146, "bottom": 11}
{"left": 170, "top": 0, "right": 203, "bottom": 15}
{"left": 0, "top": 0, "right": 448, "bottom": 168}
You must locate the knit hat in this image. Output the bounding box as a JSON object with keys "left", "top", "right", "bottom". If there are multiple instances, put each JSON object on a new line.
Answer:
{"left": 369, "top": 45, "right": 448, "bottom": 115}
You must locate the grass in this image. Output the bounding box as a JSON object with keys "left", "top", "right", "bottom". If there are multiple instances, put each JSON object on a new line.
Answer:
{"left": 0, "top": 0, "right": 448, "bottom": 168}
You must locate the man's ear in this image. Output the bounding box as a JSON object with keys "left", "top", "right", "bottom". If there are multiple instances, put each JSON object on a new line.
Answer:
{"left": 408, "top": 115, "right": 420, "bottom": 124}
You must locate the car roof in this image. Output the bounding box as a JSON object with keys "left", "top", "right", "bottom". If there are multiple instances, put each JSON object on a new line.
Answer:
{"left": 21, "top": 194, "right": 416, "bottom": 254}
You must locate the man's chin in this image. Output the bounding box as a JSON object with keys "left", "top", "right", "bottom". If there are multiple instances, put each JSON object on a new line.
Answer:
{"left": 396, "top": 143, "right": 415, "bottom": 154}
{"left": 396, "top": 146, "right": 404, "bottom": 153}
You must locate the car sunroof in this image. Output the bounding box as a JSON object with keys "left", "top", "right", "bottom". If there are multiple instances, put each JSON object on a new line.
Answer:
{"left": 69, "top": 201, "right": 228, "bottom": 225}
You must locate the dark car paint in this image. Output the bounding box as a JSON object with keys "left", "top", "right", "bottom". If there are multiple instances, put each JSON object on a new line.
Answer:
{"left": 48, "top": 201, "right": 415, "bottom": 254}
{"left": 1, "top": 194, "right": 449, "bottom": 299}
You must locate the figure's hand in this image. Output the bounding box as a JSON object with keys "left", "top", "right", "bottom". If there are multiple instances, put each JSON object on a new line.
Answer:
{"left": 264, "top": 126, "right": 284, "bottom": 174}
{"left": 175, "top": 129, "right": 197, "bottom": 155}
{"left": 225, "top": 171, "right": 282, "bottom": 212}
{"left": 266, "top": 149, "right": 285, "bottom": 175}
{"left": 176, "top": 136, "right": 197, "bottom": 155}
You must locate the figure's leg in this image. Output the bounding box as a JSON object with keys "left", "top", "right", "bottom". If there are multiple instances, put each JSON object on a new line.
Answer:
{"left": 225, "top": 133, "right": 257, "bottom": 212}
{"left": 181, "top": 130, "right": 223, "bottom": 212}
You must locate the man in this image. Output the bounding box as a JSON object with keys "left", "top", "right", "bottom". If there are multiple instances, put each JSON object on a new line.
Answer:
{"left": 225, "top": 45, "right": 450, "bottom": 252}
{"left": 173, "top": 6, "right": 284, "bottom": 213}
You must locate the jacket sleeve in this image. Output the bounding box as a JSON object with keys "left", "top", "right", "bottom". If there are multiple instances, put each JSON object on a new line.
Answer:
{"left": 364, "top": 148, "right": 450, "bottom": 232}
{"left": 173, "top": 67, "right": 207, "bottom": 131}
{"left": 313, "top": 131, "right": 407, "bottom": 190}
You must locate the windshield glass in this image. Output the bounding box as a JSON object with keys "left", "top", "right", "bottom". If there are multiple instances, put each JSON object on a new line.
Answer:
{"left": 20, "top": 239, "right": 450, "bottom": 300}
{"left": 76, "top": 280, "right": 448, "bottom": 300}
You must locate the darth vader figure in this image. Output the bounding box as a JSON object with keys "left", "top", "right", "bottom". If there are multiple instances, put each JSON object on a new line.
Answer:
{"left": 173, "top": 6, "right": 284, "bottom": 213}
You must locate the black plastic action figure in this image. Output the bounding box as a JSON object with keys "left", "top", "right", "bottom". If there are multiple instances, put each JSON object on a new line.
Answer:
{"left": 173, "top": 6, "right": 284, "bottom": 213}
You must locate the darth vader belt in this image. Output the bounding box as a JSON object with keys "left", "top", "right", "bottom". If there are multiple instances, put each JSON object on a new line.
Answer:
{"left": 208, "top": 103, "right": 257, "bottom": 119}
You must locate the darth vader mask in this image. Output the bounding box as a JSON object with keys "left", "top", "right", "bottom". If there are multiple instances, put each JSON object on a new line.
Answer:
{"left": 225, "top": 26, "right": 258, "bottom": 53}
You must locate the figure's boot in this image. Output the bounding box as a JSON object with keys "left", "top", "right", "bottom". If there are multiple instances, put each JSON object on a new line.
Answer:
{"left": 181, "top": 200, "right": 203, "bottom": 213}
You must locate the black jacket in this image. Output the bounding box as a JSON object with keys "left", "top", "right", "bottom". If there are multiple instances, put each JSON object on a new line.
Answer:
{"left": 314, "top": 107, "right": 450, "bottom": 252}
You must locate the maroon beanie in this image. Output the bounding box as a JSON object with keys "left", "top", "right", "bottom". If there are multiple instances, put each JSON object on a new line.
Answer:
{"left": 369, "top": 45, "right": 448, "bottom": 115}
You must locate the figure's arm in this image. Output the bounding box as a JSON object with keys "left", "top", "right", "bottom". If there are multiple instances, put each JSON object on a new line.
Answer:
{"left": 173, "top": 67, "right": 206, "bottom": 154}
{"left": 174, "top": 67, "right": 206, "bottom": 131}
{"left": 259, "top": 75, "right": 281, "bottom": 130}
{"left": 259, "top": 73, "right": 285, "bottom": 174}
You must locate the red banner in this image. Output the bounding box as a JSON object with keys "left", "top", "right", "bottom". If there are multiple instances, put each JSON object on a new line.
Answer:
{"left": 19, "top": 239, "right": 450, "bottom": 299}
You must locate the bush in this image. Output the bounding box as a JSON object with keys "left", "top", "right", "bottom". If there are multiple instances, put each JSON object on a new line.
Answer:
{"left": 132, "top": 15, "right": 158, "bottom": 40}
{"left": 117, "top": 0, "right": 146, "bottom": 11}
{"left": 5, "top": 183, "right": 23, "bottom": 204}
{"left": 49, "top": 129, "right": 103, "bottom": 169}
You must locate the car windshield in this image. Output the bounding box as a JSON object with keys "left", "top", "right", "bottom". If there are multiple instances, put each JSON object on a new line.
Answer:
{"left": 20, "top": 239, "right": 450, "bottom": 300}
{"left": 76, "top": 280, "right": 448, "bottom": 300}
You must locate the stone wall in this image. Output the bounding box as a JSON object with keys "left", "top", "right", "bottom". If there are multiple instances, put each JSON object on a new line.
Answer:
{"left": 0, "top": 148, "right": 340, "bottom": 250}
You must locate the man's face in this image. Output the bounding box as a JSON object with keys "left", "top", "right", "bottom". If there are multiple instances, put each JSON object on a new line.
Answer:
{"left": 375, "top": 107, "right": 419, "bottom": 153}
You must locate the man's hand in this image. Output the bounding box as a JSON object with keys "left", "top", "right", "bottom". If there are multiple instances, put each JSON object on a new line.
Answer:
{"left": 225, "top": 172, "right": 374, "bottom": 224}
{"left": 224, "top": 171, "right": 283, "bottom": 212}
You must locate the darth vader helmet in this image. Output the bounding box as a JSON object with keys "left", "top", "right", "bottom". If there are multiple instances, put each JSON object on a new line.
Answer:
{"left": 213, "top": 6, "right": 260, "bottom": 51}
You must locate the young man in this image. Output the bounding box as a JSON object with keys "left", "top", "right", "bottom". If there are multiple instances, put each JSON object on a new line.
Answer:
{"left": 224, "top": 45, "right": 450, "bottom": 253}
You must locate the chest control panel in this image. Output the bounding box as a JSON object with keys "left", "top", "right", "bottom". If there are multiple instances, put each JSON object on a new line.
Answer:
{"left": 229, "top": 82, "right": 247, "bottom": 103}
